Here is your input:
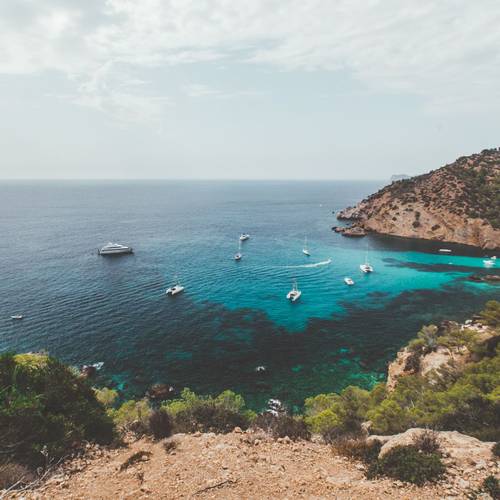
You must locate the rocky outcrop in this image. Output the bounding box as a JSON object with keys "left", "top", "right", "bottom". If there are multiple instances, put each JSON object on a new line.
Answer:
{"left": 337, "top": 148, "right": 500, "bottom": 250}
{"left": 331, "top": 225, "right": 366, "bottom": 237}
{"left": 386, "top": 319, "right": 499, "bottom": 390}
{"left": 368, "top": 428, "right": 496, "bottom": 470}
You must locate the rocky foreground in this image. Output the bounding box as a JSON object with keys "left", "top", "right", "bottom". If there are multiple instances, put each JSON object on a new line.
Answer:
{"left": 5, "top": 428, "right": 498, "bottom": 500}
{"left": 337, "top": 148, "right": 500, "bottom": 250}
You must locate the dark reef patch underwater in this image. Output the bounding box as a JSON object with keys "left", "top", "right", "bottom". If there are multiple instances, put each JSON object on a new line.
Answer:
{"left": 0, "top": 180, "right": 498, "bottom": 410}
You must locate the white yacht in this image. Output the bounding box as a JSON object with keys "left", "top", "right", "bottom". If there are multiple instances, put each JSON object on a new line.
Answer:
{"left": 98, "top": 242, "right": 133, "bottom": 255}
{"left": 360, "top": 254, "right": 373, "bottom": 273}
{"left": 286, "top": 279, "right": 302, "bottom": 302}
{"left": 10, "top": 314, "right": 23, "bottom": 320}
{"left": 166, "top": 278, "right": 185, "bottom": 296}
{"left": 239, "top": 234, "right": 250, "bottom": 242}
{"left": 344, "top": 277, "right": 355, "bottom": 286}
{"left": 302, "top": 237, "right": 311, "bottom": 256}
{"left": 439, "top": 248, "right": 452, "bottom": 253}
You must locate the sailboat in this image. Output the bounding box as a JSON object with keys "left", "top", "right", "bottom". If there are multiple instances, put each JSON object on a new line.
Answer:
{"left": 302, "top": 237, "right": 311, "bottom": 256}
{"left": 360, "top": 253, "right": 374, "bottom": 273}
{"left": 234, "top": 240, "right": 242, "bottom": 261}
{"left": 286, "top": 279, "right": 302, "bottom": 302}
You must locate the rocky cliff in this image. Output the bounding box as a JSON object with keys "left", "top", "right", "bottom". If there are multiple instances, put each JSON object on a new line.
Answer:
{"left": 338, "top": 148, "right": 500, "bottom": 250}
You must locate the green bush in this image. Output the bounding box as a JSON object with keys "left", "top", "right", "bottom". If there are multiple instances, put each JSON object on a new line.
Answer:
{"left": 367, "top": 445, "right": 445, "bottom": 485}
{"left": 110, "top": 399, "right": 151, "bottom": 433}
{"left": 253, "top": 413, "right": 310, "bottom": 440}
{"left": 162, "top": 389, "right": 255, "bottom": 433}
{"left": 492, "top": 441, "right": 500, "bottom": 458}
{"left": 0, "top": 353, "right": 114, "bottom": 466}
{"left": 481, "top": 475, "right": 500, "bottom": 498}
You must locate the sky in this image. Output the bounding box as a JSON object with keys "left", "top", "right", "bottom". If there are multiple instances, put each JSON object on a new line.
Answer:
{"left": 0, "top": 0, "right": 499, "bottom": 180}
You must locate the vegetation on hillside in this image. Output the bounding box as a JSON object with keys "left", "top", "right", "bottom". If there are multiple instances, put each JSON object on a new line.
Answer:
{"left": 0, "top": 353, "right": 114, "bottom": 467}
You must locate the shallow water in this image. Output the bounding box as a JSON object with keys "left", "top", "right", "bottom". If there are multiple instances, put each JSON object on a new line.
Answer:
{"left": 0, "top": 180, "right": 498, "bottom": 409}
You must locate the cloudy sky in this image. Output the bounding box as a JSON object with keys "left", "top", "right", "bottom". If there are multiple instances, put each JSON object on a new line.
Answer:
{"left": 0, "top": 0, "right": 499, "bottom": 180}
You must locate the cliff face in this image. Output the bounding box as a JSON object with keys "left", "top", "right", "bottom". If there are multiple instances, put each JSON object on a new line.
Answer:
{"left": 338, "top": 148, "right": 500, "bottom": 250}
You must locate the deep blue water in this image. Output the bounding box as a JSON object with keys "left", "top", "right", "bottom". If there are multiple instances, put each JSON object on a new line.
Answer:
{"left": 0, "top": 180, "right": 498, "bottom": 409}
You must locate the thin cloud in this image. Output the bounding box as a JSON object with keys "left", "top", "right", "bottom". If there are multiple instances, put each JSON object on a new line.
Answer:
{"left": 1, "top": 0, "right": 499, "bottom": 121}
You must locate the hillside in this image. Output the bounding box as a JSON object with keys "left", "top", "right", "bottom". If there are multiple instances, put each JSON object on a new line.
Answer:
{"left": 5, "top": 430, "right": 498, "bottom": 500}
{"left": 337, "top": 148, "right": 500, "bottom": 250}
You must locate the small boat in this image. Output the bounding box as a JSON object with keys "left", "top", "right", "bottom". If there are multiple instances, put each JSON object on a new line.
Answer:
{"left": 239, "top": 233, "right": 250, "bottom": 241}
{"left": 492, "top": 256, "right": 497, "bottom": 260}
{"left": 98, "top": 242, "right": 133, "bottom": 255}
{"left": 439, "top": 248, "right": 452, "bottom": 253}
{"left": 302, "top": 237, "right": 311, "bottom": 256}
{"left": 166, "top": 278, "right": 185, "bottom": 296}
{"left": 255, "top": 365, "right": 266, "bottom": 373}
{"left": 10, "top": 314, "right": 23, "bottom": 320}
{"left": 344, "top": 277, "right": 355, "bottom": 286}
{"left": 286, "top": 279, "right": 302, "bottom": 302}
{"left": 483, "top": 259, "right": 495, "bottom": 267}
{"left": 234, "top": 240, "right": 242, "bottom": 261}
{"left": 360, "top": 253, "right": 373, "bottom": 273}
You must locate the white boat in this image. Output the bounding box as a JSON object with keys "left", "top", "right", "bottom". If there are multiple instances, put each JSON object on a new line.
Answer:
{"left": 98, "top": 242, "right": 133, "bottom": 255}
{"left": 344, "top": 277, "right": 355, "bottom": 286}
{"left": 439, "top": 248, "right": 452, "bottom": 253}
{"left": 255, "top": 365, "right": 266, "bottom": 373}
{"left": 483, "top": 259, "right": 495, "bottom": 267}
{"left": 239, "top": 233, "right": 250, "bottom": 241}
{"left": 302, "top": 237, "right": 311, "bottom": 256}
{"left": 166, "top": 278, "right": 185, "bottom": 296}
{"left": 10, "top": 314, "right": 23, "bottom": 320}
{"left": 492, "top": 256, "right": 497, "bottom": 260}
{"left": 360, "top": 253, "right": 373, "bottom": 273}
{"left": 234, "top": 240, "right": 242, "bottom": 261}
{"left": 286, "top": 279, "right": 302, "bottom": 302}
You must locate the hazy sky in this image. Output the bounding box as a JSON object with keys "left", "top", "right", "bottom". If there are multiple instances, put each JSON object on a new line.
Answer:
{"left": 0, "top": 1, "right": 499, "bottom": 180}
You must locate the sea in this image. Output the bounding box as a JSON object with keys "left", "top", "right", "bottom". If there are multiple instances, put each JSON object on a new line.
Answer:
{"left": 0, "top": 180, "right": 498, "bottom": 410}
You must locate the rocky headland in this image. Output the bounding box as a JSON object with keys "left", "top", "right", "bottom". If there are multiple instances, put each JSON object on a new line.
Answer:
{"left": 337, "top": 148, "right": 500, "bottom": 250}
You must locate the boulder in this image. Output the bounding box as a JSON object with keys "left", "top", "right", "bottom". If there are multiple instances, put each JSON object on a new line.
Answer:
{"left": 368, "top": 428, "right": 495, "bottom": 467}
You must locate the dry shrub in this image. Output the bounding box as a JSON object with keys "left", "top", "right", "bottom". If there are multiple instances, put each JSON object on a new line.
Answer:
{"left": 332, "top": 437, "right": 381, "bottom": 464}
{"left": 253, "top": 413, "right": 310, "bottom": 441}
{"left": 162, "top": 439, "right": 178, "bottom": 453}
{"left": 0, "top": 462, "right": 36, "bottom": 490}
{"left": 148, "top": 409, "right": 173, "bottom": 440}
{"left": 413, "top": 430, "right": 441, "bottom": 455}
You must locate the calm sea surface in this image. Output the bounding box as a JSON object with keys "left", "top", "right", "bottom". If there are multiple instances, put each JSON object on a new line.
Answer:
{"left": 0, "top": 181, "right": 498, "bottom": 409}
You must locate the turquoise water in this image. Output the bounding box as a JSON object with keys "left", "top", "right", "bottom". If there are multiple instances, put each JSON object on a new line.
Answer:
{"left": 0, "top": 180, "right": 498, "bottom": 409}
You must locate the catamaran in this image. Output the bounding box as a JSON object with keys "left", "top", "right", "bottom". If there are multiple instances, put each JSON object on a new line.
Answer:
{"left": 166, "top": 277, "right": 185, "bottom": 296}
{"left": 302, "top": 237, "right": 310, "bottom": 256}
{"left": 286, "top": 279, "right": 302, "bottom": 302}
{"left": 360, "top": 254, "right": 374, "bottom": 273}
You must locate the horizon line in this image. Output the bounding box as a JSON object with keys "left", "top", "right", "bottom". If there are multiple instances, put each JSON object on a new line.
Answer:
{"left": 0, "top": 177, "right": 388, "bottom": 182}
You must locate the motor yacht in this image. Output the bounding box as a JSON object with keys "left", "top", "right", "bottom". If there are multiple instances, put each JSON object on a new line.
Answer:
{"left": 98, "top": 242, "right": 133, "bottom": 255}
{"left": 239, "top": 234, "right": 250, "bottom": 241}
{"left": 10, "top": 314, "right": 23, "bottom": 320}
{"left": 439, "top": 248, "right": 452, "bottom": 253}
{"left": 286, "top": 279, "right": 302, "bottom": 302}
{"left": 344, "top": 277, "right": 355, "bottom": 286}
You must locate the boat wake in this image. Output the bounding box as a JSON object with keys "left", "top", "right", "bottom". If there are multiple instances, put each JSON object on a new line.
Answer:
{"left": 285, "top": 259, "right": 332, "bottom": 269}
